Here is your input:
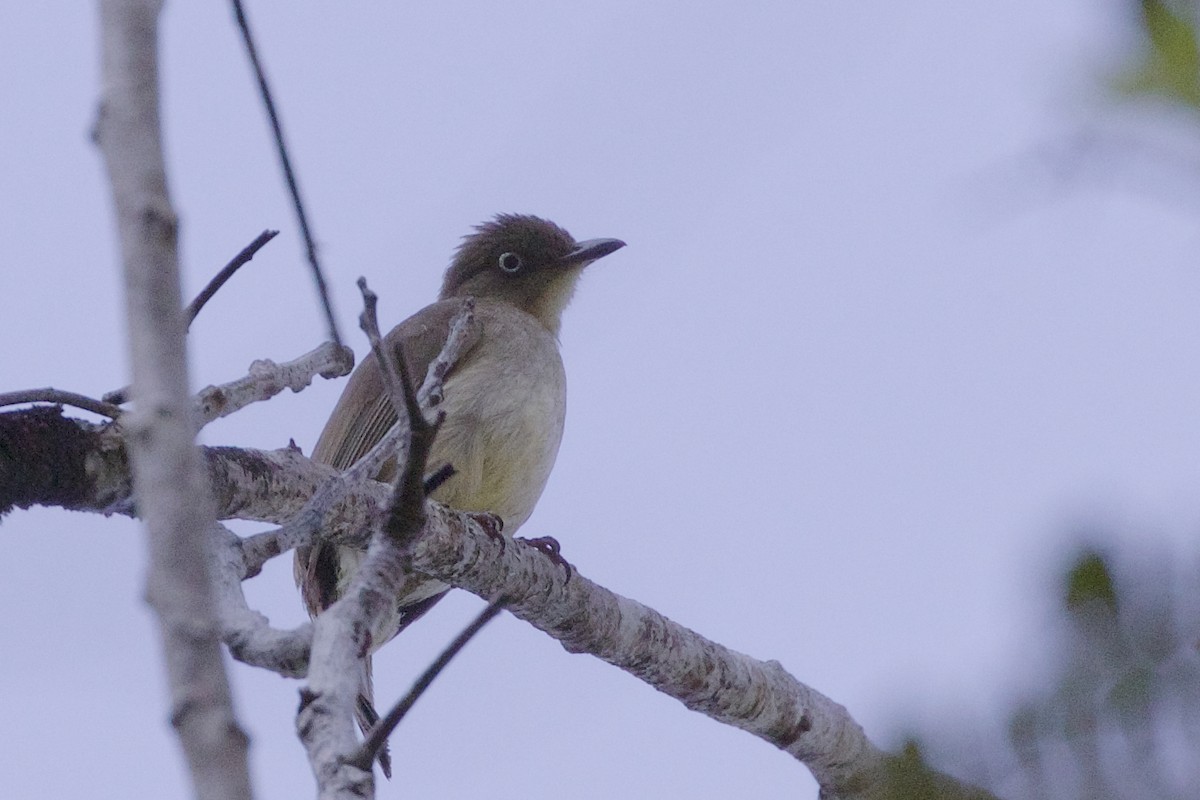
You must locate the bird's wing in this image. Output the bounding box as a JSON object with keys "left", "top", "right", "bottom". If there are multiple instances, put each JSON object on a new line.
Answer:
{"left": 294, "top": 298, "right": 480, "bottom": 616}
{"left": 313, "top": 298, "right": 479, "bottom": 472}
{"left": 296, "top": 299, "right": 478, "bottom": 777}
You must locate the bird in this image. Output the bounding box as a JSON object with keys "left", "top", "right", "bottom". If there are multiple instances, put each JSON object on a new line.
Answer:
{"left": 294, "top": 214, "right": 625, "bottom": 776}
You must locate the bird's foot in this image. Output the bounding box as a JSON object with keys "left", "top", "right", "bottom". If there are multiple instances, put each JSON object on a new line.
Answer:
{"left": 518, "top": 535, "right": 573, "bottom": 581}
{"left": 468, "top": 512, "right": 505, "bottom": 548}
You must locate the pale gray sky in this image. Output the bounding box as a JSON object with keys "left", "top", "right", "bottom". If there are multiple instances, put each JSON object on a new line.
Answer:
{"left": 3, "top": 3, "right": 1199, "bottom": 798}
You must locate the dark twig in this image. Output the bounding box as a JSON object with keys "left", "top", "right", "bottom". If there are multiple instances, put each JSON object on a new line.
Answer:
{"left": 355, "top": 278, "right": 407, "bottom": 412}
{"left": 329, "top": 298, "right": 478, "bottom": 485}
{"left": 236, "top": 301, "right": 469, "bottom": 578}
{"left": 185, "top": 229, "right": 278, "bottom": 328}
{"left": 346, "top": 598, "right": 506, "bottom": 772}
{"left": 423, "top": 463, "right": 455, "bottom": 494}
{"left": 104, "top": 229, "right": 282, "bottom": 405}
{"left": 231, "top": 0, "right": 342, "bottom": 349}
{"left": 0, "top": 388, "right": 123, "bottom": 419}
{"left": 357, "top": 277, "right": 445, "bottom": 543}
{"left": 334, "top": 278, "right": 447, "bottom": 778}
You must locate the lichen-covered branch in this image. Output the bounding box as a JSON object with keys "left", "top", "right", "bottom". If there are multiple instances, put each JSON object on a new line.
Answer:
{"left": 1, "top": 411, "right": 997, "bottom": 799}
{"left": 0, "top": 407, "right": 128, "bottom": 516}
{"left": 211, "top": 522, "right": 313, "bottom": 677}
{"left": 0, "top": 399, "right": 996, "bottom": 798}
{"left": 194, "top": 340, "right": 354, "bottom": 427}
{"left": 403, "top": 505, "right": 895, "bottom": 800}
{"left": 294, "top": 285, "right": 460, "bottom": 798}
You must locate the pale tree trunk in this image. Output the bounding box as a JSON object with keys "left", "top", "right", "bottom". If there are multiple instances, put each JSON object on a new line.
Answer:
{"left": 94, "top": 1, "right": 253, "bottom": 798}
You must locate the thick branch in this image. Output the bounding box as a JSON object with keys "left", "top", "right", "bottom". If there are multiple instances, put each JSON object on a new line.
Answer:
{"left": 211, "top": 522, "right": 313, "bottom": 676}
{"left": 295, "top": 280, "right": 451, "bottom": 797}
{"left": 401, "top": 509, "right": 996, "bottom": 799}
{"left": 95, "top": 2, "right": 252, "bottom": 799}
{"left": 0, "top": 404, "right": 993, "bottom": 798}
{"left": 0, "top": 408, "right": 387, "bottom": 536}
{"left": 194, "top": 340, "right": 354, "bottom": 427}
{"left": 0, "top": 407, "right": 127, "bottom": 517}
{"left": 408, "top": 504, "right": 892, "bottom": 797}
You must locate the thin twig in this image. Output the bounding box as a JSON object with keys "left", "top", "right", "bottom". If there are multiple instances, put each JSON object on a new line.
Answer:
{"left": 355, "top": 278, "right": 405, "bottom": 406}
{"left": 346, "top": 598, "right": 507, "bottom": 772}
{"left": 423, "top": 463, "right": 455, "bottom": 494}
{"left": 421, "top": 297, "right": 475, "bottom": 411}
{"left": 234, "top": 301, "right": 474, "bottom": 578}
{"left": 0, "top": 388, "right": 123, "bottom": 419}
{"left": 185, "top": 228, "right": 279, "bottom": 328}
{"left": 231, "top": 0, "right": 342, "bottom": 348}
{"left": 298, "top": 282, "right": 447, "bottom": 791}
{"left": 339, "top": 297, "right": 477, "bottom": 483}
{"left": 105, "top": 228, "right": 283, "bottom": 405}
{"left": 358, "top": 277, "right": 444, "bottom": 543}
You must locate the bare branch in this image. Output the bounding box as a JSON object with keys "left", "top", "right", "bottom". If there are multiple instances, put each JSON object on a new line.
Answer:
{"left": 211, "top": 522, "right": 313, "bottom": 676}
{"left": 296, "top": 278, "right": 452, "bottom": 796}
{"left": 232, "top": 300, "right": 474, "bottom": 577}
{"left": 105, "top": 228, "right": 285, "bottom": 406}
{"left": 297, "top": 529, "right": 413, "bottom": 795}
{"left": 95, "top": 3, "right": 252, "bottom": 798}
{"left": 230, "top": 0, "right": 342, "bottom": 348}
{"left": 297, "top": 541, "right": 387, "bottom": 798}
{"left": 193, "top": 296, "right": 475, "bottom": 718}
{"left": 205, "top": 442, "right": 377, "bottom": 525}
{"left": 355, "top": 277, "right": 409, "bottom": 417}
{"left": 404, "top": 505, "right": 996, "bottom": 800}
{"left": 356, "top": 276, "right": 444, "bottom": 534}
{"left": 0, "top": 264, "right": 976, "bottom": 798}
{"left": 0, "top": 388, "right": 123, "bottom": 419}
{"left": 230, "top": 298, "right": 479, "bottom": 577}
{"left": 417, "top": 296, "right": 475, "bottom": 412}
{"left": 185, "top": 228, "right": 279, "bottom": 328}
{"left": 194, "top": 340, "right": 355, "bottom": 427}
{"left": 347, "top": 598, "right": 505, "bottom": 772}
{"left": 237, "top": 487, "right": 347, "bottom": 578}
{"left": 0, "top": 406, "right": 128, "bottom": 516}
{"left": 2, "top": 404, "right": 994, "bottom": 798}
{"left": 339, "top": 296, "right": 477, "bottom": 484}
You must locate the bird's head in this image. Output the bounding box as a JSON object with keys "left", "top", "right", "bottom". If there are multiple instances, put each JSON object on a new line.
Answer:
{"left": 440, "top": 214, "right": 625, "bottom": 334}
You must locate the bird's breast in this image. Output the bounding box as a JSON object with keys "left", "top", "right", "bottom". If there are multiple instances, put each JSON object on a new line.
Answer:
{"left": 429, "top": 309, "right": 567, "bottom": 533}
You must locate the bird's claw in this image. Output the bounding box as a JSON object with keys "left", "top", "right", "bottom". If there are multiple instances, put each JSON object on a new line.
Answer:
{"left": 469, "top": 512, "right": 506, "bottom": 549}
{"left": 518, "top": 535, "right": 573, "bottom": 581}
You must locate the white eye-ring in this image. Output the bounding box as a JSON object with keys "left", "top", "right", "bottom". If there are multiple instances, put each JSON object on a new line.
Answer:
{"left": 498, "top": 252, "right": 523, "bottom": 273}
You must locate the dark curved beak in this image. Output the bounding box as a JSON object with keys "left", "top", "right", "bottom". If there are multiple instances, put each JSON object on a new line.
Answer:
{"left": 559, "top": 237, "right": 626, "bottom": 267}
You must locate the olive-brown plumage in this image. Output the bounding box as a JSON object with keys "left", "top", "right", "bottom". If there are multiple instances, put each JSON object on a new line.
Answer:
{"left": 294, "top": 214, "right": 624, "bottom": 776}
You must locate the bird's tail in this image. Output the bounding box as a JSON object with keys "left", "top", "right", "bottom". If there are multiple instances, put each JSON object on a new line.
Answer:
{"left": 355, "top": 656, "right": 392, "bottom": 779}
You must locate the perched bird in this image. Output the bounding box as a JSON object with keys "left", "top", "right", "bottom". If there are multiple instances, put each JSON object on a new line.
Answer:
{"left": 295, "top": 214, "right": 625, "bottom": 775}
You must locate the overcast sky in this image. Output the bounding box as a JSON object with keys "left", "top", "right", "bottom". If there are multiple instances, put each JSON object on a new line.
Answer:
{"left": 3, "top": 2, "right": 1200, "bottom": 798}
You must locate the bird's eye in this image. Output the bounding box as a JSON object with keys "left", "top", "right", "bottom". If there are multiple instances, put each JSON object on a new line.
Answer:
{"left": 498, "top": 252, "right": 523, "bottom": 273}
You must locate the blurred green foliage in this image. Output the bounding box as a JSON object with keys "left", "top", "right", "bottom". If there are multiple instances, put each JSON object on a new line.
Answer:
{"left": 1115, "top": 0, "right": 1200, "bottom": 108}
{"left": 896, "top": 6, "right": 1200, "bottom": 797}
{"left": 919, "top": 545, "right": 1200, "bottom": 799}
{"left": 878, "top": 740, "right": 1000, "bottom": 800}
